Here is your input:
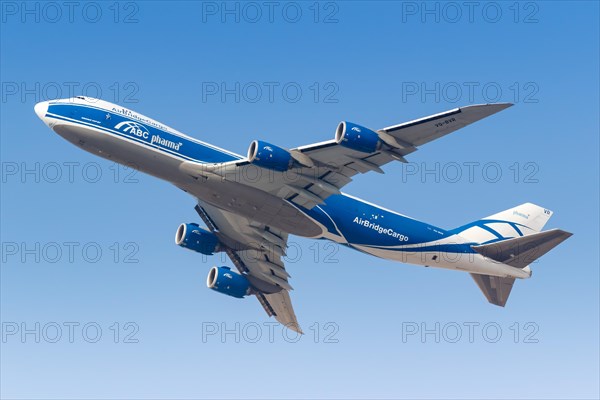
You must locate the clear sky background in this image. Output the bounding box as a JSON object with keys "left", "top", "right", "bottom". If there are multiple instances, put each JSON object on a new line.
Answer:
{"left": 1, "top": 1, "right": 598, "bottom": 399}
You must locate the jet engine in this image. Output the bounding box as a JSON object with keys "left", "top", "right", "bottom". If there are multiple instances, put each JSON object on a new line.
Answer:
{"left": 175, "top": 223, "right": 220, "bottom": 255}
{"left": 206, "top": 266, "right": 250, "bottom": 298}
{"left": 247, "top": 140, "right": 293, "bottom": 171}
{"left": 335, "top": 121, "right": 381, "bottom": 153}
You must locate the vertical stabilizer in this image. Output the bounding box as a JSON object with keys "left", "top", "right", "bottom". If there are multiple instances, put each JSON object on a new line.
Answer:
{"left": 454, "top": 203, "right": 553, "bottom": 244}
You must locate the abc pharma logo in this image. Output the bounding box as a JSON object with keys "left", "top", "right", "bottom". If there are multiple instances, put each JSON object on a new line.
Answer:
{"left": 114, "top": 121, "right": 150, "bottom": 140}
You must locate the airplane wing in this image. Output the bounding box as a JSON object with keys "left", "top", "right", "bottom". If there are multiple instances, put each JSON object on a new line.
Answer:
{"left": 194, "top": 202, "right": 302, "bottom": 333}
{"left": 182, "top": 103, "right": 512, "bottom": 330}
{"left": 180, "top": 103, "right": 513, "bottom": 210}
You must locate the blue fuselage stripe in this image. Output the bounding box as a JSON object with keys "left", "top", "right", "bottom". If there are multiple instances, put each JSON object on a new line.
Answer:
{"left": 46, "top": 103, "right": 242, "bottom": 164}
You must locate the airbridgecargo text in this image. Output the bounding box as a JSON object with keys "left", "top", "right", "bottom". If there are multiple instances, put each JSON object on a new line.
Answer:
{"left": 353, "top": 217, "right": 409, "bottom": 241}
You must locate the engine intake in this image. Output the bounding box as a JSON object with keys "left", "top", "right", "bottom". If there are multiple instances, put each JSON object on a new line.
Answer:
{"left": 335, "top": 121, "right": 380, "bottom": 153}
{"left": 175, "top": 223, "right": 219, "bottom": 255}
{"left": 247, "top": 140, "right": 293, "bottom": 172}
{"left": 207, "top": 266, "right": 250, "bottom": 298}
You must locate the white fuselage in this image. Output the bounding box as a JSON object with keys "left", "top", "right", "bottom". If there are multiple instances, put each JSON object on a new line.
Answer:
{"left": 35, "top": 97, "right": 530, "bottom": 280}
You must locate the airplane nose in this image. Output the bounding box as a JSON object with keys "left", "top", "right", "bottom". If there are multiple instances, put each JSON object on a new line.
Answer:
{"left": 34, "top": 101, "right": 48, "bottom": 120}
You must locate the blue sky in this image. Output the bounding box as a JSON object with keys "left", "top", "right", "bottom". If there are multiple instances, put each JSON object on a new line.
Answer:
{"left": 1, "top": 1, "right": 598, "bottom": 399}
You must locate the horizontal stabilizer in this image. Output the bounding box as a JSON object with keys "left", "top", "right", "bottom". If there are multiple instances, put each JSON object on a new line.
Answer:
{"left": 470, "top": 274, "right": 515, "bottom": 307}
{"left": 472, "top": 229, "right": 572, "bottom": 269}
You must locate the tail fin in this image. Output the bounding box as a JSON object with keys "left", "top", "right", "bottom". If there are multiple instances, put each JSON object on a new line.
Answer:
{"left": 456, "top": 203, "right": 572, "bottom": 307}
{"left": 454, "top": 202, "right": 554, "bottom": 244}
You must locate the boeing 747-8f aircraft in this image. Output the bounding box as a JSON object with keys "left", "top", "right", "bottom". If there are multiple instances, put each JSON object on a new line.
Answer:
{"left": 35, "top": 97, "right": 571, "bottom": 332}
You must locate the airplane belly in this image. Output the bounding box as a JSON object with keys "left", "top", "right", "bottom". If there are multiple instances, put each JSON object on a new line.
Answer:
{"left": 52, "top": 122, "right": 324, "bottom": 238}
{"left": 180, "top": 177, "right": 325, "bottom": 238}
{"left": 355, "top": 245, "right": 529, "bottom": 278}
{"left": 53, "top": 123, "right": 186, "bottom": 183}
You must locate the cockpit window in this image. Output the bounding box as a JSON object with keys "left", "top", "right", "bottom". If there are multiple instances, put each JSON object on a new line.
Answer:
{"left": 76, "top": 96, "right": 86, "bottom": 100}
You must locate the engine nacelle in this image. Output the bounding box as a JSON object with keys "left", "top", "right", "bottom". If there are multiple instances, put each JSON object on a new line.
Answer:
{"left": 206, "top": 266, "right": 250, "bottom": 298}
{"left": 335, "top": 121, "right": 380, "bottom": 153}
{"left": 247, "top": 140, "right": 293, "bottom": 172}
{"left": 175, "top": 223, "right": 219, "bottom": 255}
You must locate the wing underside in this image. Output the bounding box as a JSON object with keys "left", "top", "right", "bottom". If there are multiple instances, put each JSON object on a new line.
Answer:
{"left": 194, "top": 203, "right": 302, "bottom": 333}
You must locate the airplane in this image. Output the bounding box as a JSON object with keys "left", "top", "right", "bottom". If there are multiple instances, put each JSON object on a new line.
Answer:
{"left": 34, "top": 97, "right": 572, "bottom": 333}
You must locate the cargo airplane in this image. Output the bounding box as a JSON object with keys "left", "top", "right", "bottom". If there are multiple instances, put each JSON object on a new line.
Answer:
{"left": 35, "top": 97, "right": 572, "bottom": 332}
